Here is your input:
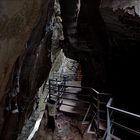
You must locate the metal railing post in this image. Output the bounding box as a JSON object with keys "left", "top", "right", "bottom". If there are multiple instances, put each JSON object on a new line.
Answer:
{"left": 49, "top": 80, "right": 51, "bottom": 100}
{"left": 57, "top": 84, "right": 60, "bottom": 107}
{"left": 106, "top": 98, "right": 113, "bottom": 140}
{"left": 97, "top": 94, "right": 100, "bottom": 140}
{"left": 107, "top": 106, "right": 111, "bottom": 140}
{"left": 56, "top": 78, "right": 58, "bottom": 90}
{"left": 63, "top": 76, "right": 66, "bottom": 91}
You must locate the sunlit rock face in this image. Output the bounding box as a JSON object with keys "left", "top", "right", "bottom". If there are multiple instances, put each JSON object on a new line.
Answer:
{"left": 100, "top": 0, "right": 140, "bottom": 111}
{"left": 0, "top": 0, "right": 53, "bottom": 139}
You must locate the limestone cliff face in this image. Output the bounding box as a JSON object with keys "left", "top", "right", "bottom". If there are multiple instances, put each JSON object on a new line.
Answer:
{"left": 0, "top": 0, "right": 54, "bottom": 139}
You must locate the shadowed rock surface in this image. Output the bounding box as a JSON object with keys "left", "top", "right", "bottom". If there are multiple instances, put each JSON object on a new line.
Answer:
{"left": 0, "top": 0, "right": 54, "bottom": 139}
{"left": 0, "top": 0, "right": 140, "bottom": 139}
{"left": 100, "top": 0, "right": 140, "bottom": 112}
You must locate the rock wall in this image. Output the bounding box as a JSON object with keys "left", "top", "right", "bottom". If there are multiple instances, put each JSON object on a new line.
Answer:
{"left": 0, "top": 0, "right": 54, "bottom": 139}
{"left": 77, "top": 0, "right": 109, "bottom": 90}
{"left": 101, "top": 0, "right": 140, "bottom": 16}
{"left": 60, "top": 0, "right": 140, "bottom": 112}
{"left": 100, "top": 0, "right": 140, "bottom": 111}
{"left": 59, "top": 0, "right": 80, "bottom": 59}
{"left": 0, "top": 0, "right": 40, "bottom": 101}
{"left": 59, "top": 0, "right": 109, "bottom": 91}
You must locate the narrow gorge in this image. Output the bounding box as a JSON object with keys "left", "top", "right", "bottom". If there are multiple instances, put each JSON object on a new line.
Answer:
{"left": 0, "top": 0, "right": 140, "bottom": 140}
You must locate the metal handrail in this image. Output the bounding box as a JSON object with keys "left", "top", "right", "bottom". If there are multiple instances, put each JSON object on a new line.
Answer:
{"left": 49, "top": 78, "right": 111, "bottom": 107}
{"left": 49, "top": 79, "right": 110, "bottom": 114}
{"left": 106, "top": 98, "right": 140, "bottom": 140}
{"left": 52, "top": 72, "right": 78, "bottom": 81}
{"left": 53, "top": 72, "right": 77, "bottom": 76}
{"left": 107, "top": 98, "right": 140, "bottom": 119}
{"left": 48, "top": 78, "right": 111, "bottom": 139}
{"left": 50, "top": 82, "right": 111, "bottom": 96}
{"left": 112, "top": 121, "right": 140, "bottom": 137}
